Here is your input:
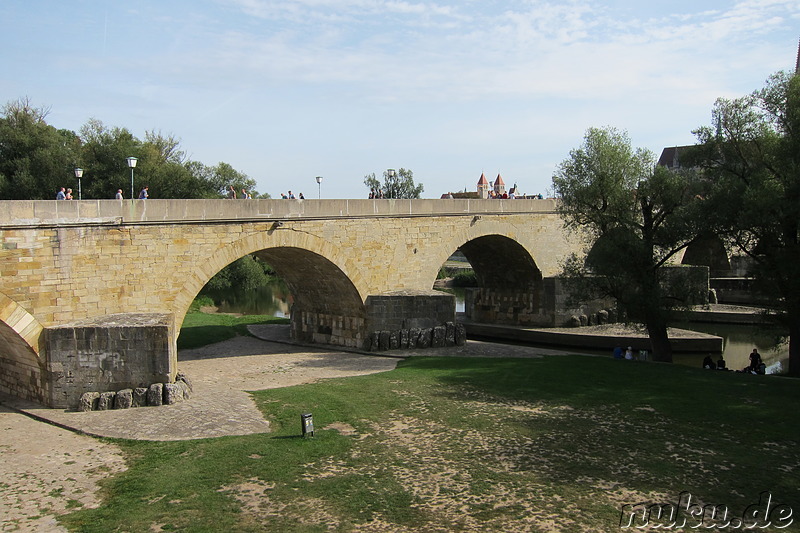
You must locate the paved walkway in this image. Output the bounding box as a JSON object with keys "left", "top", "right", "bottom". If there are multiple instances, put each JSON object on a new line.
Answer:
{"left": 1, "top": 325, "right": 570, "bottom": 441}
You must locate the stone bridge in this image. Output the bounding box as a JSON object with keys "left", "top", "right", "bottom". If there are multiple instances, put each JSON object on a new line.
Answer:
{"left": 0, "top": 199, "right": 585, "bottom": 408}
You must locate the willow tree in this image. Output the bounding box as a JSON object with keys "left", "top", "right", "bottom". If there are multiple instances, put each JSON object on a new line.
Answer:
{"left": 690, "top": 70, "right": 800, "bottom": 376}
{"left": 552, "top": 127, "right": 705, "bottom": 362}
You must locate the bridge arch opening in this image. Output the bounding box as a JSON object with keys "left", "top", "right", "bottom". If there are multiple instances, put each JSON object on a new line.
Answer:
{"left": 249, "top": 247, "right": 366, "bottom": 346}
{"left": 445, "top": 235, "right": 546, "bottom": 326}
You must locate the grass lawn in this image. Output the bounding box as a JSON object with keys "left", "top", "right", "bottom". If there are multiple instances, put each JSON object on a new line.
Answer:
{"left": 61, "top": 313, "right": 800, "bottom": 532}
{"left": 177, "top": 312, "right": 289, "bottom": 350}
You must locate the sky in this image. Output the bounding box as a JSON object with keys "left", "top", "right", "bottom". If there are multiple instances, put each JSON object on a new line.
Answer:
{"left": 1, "top": 1, "right": 798, "bottom": 199}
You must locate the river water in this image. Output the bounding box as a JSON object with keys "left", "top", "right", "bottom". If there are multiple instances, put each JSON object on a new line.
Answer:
{"left": 202, "top": 283, "right": 790, "bottom": 374}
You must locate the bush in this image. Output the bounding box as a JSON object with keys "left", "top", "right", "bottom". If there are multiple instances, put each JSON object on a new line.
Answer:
{"left": 203, "top": 255, "right": 274, "bottom": 292}
{"left": 188, "top": 295, "right": 215, "bottom": 313}
{"left": 451, "top": 271, "right": 478, "bottom": 287}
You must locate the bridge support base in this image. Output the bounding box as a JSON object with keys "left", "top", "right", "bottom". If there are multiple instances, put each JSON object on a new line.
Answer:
{"left": 364, "top": 291, "right": 459, "bottom": 351}
{"left": 43, "top": 313, "right": 175, "bottom": 409}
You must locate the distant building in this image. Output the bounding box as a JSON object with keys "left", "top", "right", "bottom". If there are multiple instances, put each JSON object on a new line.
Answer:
{"left": 657, "top": 146, "right": 693, "bottom": 170}
{"left": 477, "top": 173, "right": 490, "bottom": 198}
{"left": 493, "top": 174, "right": 506, "bottom": 197}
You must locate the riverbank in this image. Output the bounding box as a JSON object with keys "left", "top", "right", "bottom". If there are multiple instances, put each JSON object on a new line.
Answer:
{"left": 462, "top": 320, "right": 723, "bottom": 353}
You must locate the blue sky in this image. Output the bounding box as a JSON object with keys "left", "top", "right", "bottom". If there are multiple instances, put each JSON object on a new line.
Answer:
{"left": 2, "top": 1, "right": 798, "bottom": 199}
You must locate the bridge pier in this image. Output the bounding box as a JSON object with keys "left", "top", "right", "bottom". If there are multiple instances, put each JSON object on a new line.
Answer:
{"left": 42, "top": 314, "right": 175, "bottom": 409}
{"left": 290, "top": 290, "right": 459, "bottom": 351}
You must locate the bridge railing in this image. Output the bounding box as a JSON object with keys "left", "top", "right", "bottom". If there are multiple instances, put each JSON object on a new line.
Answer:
{"left": 0, "top": 199, "right": 558, "bottom": 227}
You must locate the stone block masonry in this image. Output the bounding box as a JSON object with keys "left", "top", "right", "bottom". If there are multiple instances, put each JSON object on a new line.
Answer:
{"left": 43, "top": 313, "right": 175, "bottom": 409}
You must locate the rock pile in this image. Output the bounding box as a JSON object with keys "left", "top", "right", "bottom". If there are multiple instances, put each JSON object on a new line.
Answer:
{"left": 77, "top": 372, "right": 193, "bottom": 412}
{"left": 366, "top": 322, "right": 467, "bottom": 351}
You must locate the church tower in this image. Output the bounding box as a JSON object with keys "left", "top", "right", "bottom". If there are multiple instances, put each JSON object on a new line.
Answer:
{"left": 477, "top": 173, "right": 490, "bottom": 199}
{"left": 493, "top": 174, "right": 506, "bottom": 197}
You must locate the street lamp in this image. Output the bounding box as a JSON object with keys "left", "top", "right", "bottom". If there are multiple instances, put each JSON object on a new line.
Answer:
{"left": 387, "top": 169, "right": 396, "bottom": 199}
{"left": 315, "top": 176, "right": 323, "bottom": 199}
{"left": 126, "top": 157, "right": 137, "bottom": 200}
{"left": 74, "top": 168, "right": 84, "bottom": 200}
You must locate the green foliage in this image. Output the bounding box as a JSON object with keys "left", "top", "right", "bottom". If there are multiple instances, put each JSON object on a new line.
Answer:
{"left": 364, "top": 168, "right": 424, "bottom": 199}
{"left": 187, "top": 295, "right": 215, "bottom": 313}
{"left": 552, "top": 127, "right": 706, "bottom": 362}
{"left": 202, "top": 255, "right": 274, "bottom": 292}
{"left": 0, "top": 99, "right": 80, "bottom": 199}
{"left": 0, "top": 99, "right": 260, "bottom": 200}
{"left": 690, "top": 70, "right": 800, "bottom": 375}
{"left": 59, "top": 355, "right": 800, "bottom": 531}
{"left": 451, "top": 271, "right": 477, "bottom": 287}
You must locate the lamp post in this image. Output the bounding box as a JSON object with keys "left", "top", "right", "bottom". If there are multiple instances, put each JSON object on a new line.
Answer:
{"left": 126, "top": 157, "right": 137, "bottom": 199}
{"left": 315, "top": 176, "right": 323, "bottom": 199}
{"left": 74, "top": 168, "right": 83, "bottom": 200}
{"left": 386, "top": 169, "right": 396, "bottom": 199}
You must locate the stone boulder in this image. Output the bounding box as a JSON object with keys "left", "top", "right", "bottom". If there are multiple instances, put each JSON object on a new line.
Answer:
{"left": 132, "top": 387, "right": 148, "bottom": 407}
{"left": 455, "top": 323, "right": 467, "bottom": 346}
{"left": 163, "top": 383, "right": 183, "bottom": 405}
{"left": 147, "top": 383, "right": 163, "bottom": 406}
{"left": 175, "top": 371, "right": 193, "bottom": 393}
{"left": 78, "top": 392, "right": 100, "bottom": 412}
{"left": 114, "top": 389, "right": 133, "bottom": 409}
{"left": 97, "top": 391, "right": 116, "bottom": 410}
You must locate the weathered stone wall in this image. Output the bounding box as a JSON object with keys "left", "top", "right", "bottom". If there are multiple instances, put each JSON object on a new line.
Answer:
{"left": 43, "top": 314, "right": 175, "bottom": 409}
{"left": 290, "top": 310, "right": 368, "bottom": 348}
{"left": 365, "top": 291, "right": 455, "bottom": 331}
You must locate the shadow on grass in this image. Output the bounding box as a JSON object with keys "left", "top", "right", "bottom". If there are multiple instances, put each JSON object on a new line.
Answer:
{"left": 398, "top": 355, "right": 800, "bottom": 511}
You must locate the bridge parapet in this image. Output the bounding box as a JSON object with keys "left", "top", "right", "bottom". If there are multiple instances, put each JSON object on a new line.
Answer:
{"left": 0, "top": 198, "right": 557, "bottom": 226}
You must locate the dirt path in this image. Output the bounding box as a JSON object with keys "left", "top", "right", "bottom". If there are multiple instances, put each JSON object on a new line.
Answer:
{"left": 0, "top": 405, "right": 127, "bottom": 532}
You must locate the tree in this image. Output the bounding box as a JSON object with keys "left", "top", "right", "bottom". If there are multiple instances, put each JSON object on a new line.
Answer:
{"left": 552, "top": 127, "right": 705, "bottom": 362}
{"left": 0, "top": 98, "right": 259, "bottom": 200}
{"left": 690, "top": 70, "right": 800, "bottom": 376}
{"left": 0, "top": 98, "right": 81, "bottom": 199}
{"left": 363, "top": 168, "right": 423, "bottom": 199}
{"left": 78, "top": 118, "right": 141, "bottom": 198}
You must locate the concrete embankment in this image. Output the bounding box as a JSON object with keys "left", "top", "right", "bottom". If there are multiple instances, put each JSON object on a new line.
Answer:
{"left": 461, "top": 321, "right": 723, "bottom": 353}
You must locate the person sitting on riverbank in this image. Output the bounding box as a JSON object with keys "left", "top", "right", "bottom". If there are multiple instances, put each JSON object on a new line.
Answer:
{"left": 703, "top": 356, "right": 716, "bottom": 370}
{"left": 716, "top": 356, "right": 727, "bottom": 370}
{"left": 749, "top": 349, "right": 762, "bottom": 372}
{"left": 613, "top": 346, "right": 623, "bottom": 359}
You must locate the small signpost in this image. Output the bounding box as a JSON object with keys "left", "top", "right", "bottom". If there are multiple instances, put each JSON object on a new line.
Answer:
{"left": 301, "top": 412, "right": 314, "bottom": 438}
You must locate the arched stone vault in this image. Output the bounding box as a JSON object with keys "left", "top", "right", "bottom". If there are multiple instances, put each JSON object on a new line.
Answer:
{"left": 173, "top": 227, "right": 368, "bottom": 331}
{"left": 0, "top": 292, "right": 45, "bottom": 404}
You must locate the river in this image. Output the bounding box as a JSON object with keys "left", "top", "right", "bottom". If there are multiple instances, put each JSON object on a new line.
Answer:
{"left": 201, "top": 283, "right": 790, "bottom": 374}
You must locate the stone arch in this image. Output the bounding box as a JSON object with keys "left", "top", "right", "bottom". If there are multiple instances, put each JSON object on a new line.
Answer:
{"left": 436, "top": 231, "right": 545, "bottom": 326}
{"left": 173, "top": 228, "right": 368, "bottom": 328}
{"left": 427, "top": 224, "right": 544, "bottom": 290}
{"left": 458, "top": 235, "right": 543, "bottom": 290}
{"left": 174, "top": 228, "right": 367, "bottom": 348}
{"left": 0, "top": 292, "right": 46, "bottom": 404}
